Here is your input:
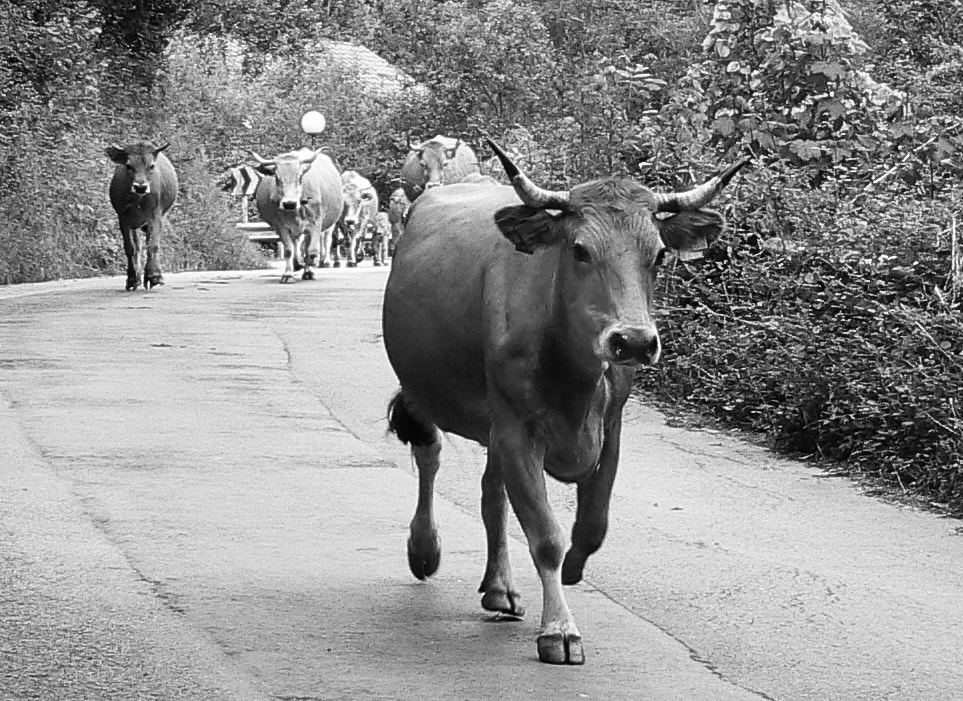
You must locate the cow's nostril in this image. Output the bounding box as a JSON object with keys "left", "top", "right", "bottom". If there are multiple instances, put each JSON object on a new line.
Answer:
{"left": 609, "top": 333, "right": 629, "bottom": 360}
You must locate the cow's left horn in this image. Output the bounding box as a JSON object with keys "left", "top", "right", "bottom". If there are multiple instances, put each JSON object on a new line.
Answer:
{"left": 487, "top": 138, "right": 570, "bottom": 211}
{"left": 250, "top": 151, "right": 274, "bottom": 166}
{"left": 654, "top": 158, "right": 750, "bottom": 212}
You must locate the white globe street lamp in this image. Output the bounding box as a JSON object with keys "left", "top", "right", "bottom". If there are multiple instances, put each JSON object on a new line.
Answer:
{"left": 300, "top": 111, "right": 326, "bottom": 148}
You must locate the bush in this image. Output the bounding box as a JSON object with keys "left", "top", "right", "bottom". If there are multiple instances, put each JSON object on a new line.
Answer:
{"left": 637, "top": 174, "right": 963, "bottom": 513}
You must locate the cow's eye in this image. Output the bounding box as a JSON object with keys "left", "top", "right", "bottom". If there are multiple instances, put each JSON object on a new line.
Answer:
{"left": 148, "top": 163, "right": 155, "bottom": 171}
{"left": 655, "top": 248, "right": 667, "bottom": 266}
{"left": 572, "top": 243, "right": 591, "bottom": 264}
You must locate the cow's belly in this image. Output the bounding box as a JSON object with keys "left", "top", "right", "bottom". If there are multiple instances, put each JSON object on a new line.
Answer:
{"left": 382, "top": 231, "right": 494, "bottom": 446}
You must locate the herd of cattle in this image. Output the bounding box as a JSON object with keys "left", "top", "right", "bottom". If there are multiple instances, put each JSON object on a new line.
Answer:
{"left": 104, "top": 135, "right": 479, "bottom": 289}
{"left": 105, "top": 134, "right": 749, "bottom": 666}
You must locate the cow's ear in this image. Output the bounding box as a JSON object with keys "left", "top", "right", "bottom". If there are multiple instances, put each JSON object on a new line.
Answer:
{"left": 656, "top": 209, "right": 725, "bottom": 251}
{"left": 154, "top": 142, "right": 170, "bottom": 155}
{"left": 494, "top": 205, "right": 561, "bottom": 255}
{"left": 255, "top": 163, "right": 277, "bottom": 176}
{"left": 361, "top": 190, "right": 375, "bottom": 201}
{"left": 105, "top": 145, "right": 127, "bottom": 165}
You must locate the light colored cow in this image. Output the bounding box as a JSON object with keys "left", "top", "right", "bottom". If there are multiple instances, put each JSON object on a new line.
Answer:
{"left": 252, "top": 148, "right": 343, "bottom": 282}
{"left": 383, "top": 138, "right": 748, "bottom": 664}
{"left": 337, "top": 170, "right": 378, "bottom": 268}
{"left": 387, "top": 187, "right": 410, "bottom": 245}
{"left": 105, "top": 141, "right": 178, "bottom": 291}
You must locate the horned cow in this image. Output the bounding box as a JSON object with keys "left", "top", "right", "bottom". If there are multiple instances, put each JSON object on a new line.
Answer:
{"left": 383, "top": 138, "right": 748, "bottom": 665}
{"left": 105, "top": 141, "right": 178, "bottom": 291}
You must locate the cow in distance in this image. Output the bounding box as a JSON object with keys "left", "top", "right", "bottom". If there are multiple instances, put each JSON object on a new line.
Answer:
{"left": 337, "top": 170, "right": 378, "bottom": 267}
{"left": 399, "top": 136, "right": 480, "bottom": 201}
{"left": 252, "top": 148, "right": 343, "bottom": 282}
{"left": 382, "top": 138, "right": 748, "bottom": 665}
{"left": 105, "top": 140, "right": 178, "bottom": 291}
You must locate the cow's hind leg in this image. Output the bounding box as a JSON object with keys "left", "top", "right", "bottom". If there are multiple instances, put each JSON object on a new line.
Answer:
{"left": 387, "top": 392, "right": 442, "bottom": 579}
{"left": 478, "top": 452, "right": 525, "bottom": 617}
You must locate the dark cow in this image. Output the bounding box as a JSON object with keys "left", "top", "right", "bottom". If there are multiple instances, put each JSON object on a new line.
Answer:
{"left": 387, "top": 187, "right": 410, "bottom": 245}
{"left": 382, "top": 139, "right": 748, "bottom": 665}
{"left": 399, "top": 136, "right": 480, "bottom": 201}
{"left": 105, "top": 141, "right": 178, "bottom": 291}
{"left": 337, "top": 170, "right": 378, "bottom": 267}
{"left": 252, "top": 148, "right": 343, "bottom": 282}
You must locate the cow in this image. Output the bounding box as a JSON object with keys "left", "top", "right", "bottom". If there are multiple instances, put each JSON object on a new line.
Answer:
{"left": 382, "top": 139, "right": 748, "bottom": 665}
{"left": 387, "top": 187, "right": 410, "bottom": 245}
{"left": 399, "top": 135, "right": 480, "bottom": 201}
{"left": 252, "top": 148, "right": 343, "bottom": 282}
{"left": 369, "top": 211, "right": 391, "bottom": 266}
{"left": 105, "top": 141, "right": 178, "bottom": 291}
{"left": 337, "top": 170, "right": 378, "bottom": 268}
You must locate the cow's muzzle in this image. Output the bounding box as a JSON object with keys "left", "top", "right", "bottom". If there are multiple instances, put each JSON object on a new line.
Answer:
{"left": 280, "top": 199, "right": 298, "bottom": 211}
{"left": 599, "top": 326, "right": 661, "bottom": 366}
{"left": 131, "top": 183, "right": 150, "bottom": 195}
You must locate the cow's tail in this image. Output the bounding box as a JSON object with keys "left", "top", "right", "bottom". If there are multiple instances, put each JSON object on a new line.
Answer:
{"left": 387, "top": 391, "right": 438, "bottom": 447}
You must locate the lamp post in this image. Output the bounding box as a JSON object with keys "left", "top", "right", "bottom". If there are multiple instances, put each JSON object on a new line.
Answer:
{"left": 300, "top": 110, "right": 326, "bottom": 148}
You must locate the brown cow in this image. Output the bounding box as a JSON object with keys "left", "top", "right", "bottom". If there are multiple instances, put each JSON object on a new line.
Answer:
{"left": 383, "top": 139, "right": 748, "bottom": 665}
{"left": 252, "top": 148, "right": 343, "bottom": 282}
{"left": 105, "top": 141, "right": 178, "bottom": 291}
{"left": 399, "top": 136, "right": 480, "bottom": 201}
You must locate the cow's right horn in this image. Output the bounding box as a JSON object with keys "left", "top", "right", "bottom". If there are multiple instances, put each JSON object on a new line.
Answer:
{"left": 654, "top": 158, "right": 750, "bottom": 212}
{"left": 487, "top": 138, "right": 570, "bottom": 211}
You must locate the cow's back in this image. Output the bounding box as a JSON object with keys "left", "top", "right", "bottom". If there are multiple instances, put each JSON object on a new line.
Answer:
{"left": 383, "top": 183, "right": 522, "bottom": 442}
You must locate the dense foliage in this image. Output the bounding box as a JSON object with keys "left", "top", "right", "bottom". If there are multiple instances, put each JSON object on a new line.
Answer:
{"left": 0, "top": 0, "right": 960, "bottom": 512}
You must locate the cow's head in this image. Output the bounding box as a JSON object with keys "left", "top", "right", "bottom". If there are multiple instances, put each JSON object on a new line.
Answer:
{"left": 252, "top": 148, "right": 322, "bottom": 211}
{"left": 410, "top": 139, "right": 461, "bottom": 190}
{"left": 489, "top": 138, "right": 747, "bottom": 367}
{"left": 341, "top": 172, "right": 375, "bottom": 230}
{"left": 105, "top": 142, "right": 170, "bottom": 196}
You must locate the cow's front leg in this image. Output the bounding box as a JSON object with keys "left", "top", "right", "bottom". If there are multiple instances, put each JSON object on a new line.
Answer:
{"left": 120, "top": 222, "right": 141, "bottom": 291}
{"left": 319, "top": 226, "right": 334, "bottom": 268}
{"left": 494, "top": 428, "right": 584, "bottom": 665}
{"left": 329, "top": 226, "right": 344, "bottom": 267}
{"left": 143, "top": 217, "right": 164, "bottom": 289}
{"left": 301, "top": 229, "right": 318, "bottom": 280}
{"left": 478, "top": 452, "right": 524, "bottom": 617}
{"left": 562, "top": 416, "right": 621, "bottom": 585}
{"left": 279, "top": 232, "right": 297, "bottom": 283}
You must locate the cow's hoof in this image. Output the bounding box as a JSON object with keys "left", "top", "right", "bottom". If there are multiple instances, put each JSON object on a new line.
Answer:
{"left": 145, "top": 275, "right": 164, "bottom": 290}
{"left": 537, "top": 631, "right": 584, "bottom": 665}
{"left": 407, "top": 535, "right": 441, "bottom": 581}
{"left": 347, "top": 261, "right": 357, "bottom": 268}
{"left": 333, "top": 261, "right": 342, "bottom": 268}
{"left": 280, "top": 274, "right": 294, "bottom": 283}
{"left": 480, "top": 589, "right": 525, "bottom": 618}
{"left": 373, "top": 261, "right": 382, "bottom": 267}
{"left": 561, "top": 549, "right": 587, "bottom": 585}
{"left": 320, "top": 261, "right": 331, "bottom": 268}
{"left": 125, "top": 279, "right": 140, "bottom": 292}
{"left": 302, "top": 269, "right": 315, "bottom": 281}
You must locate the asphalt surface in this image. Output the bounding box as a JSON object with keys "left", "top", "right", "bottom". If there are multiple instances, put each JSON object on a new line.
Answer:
{"left": 1, "top": 264, "right": 961, "bottom": 701}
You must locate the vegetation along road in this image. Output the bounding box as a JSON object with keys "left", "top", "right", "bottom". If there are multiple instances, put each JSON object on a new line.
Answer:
{"left": 1, "top": 266, "right": 961, "bottom": 700}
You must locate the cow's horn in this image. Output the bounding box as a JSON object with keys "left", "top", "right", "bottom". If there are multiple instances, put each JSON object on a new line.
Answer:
{"left": 654, "top": 158, "right": 750, "bottom": 212}
{"left": 250, "top": 151, "right": 274, "bottom": 166}
{"left": 486, "top": 138, "right": 570, "bottom": 211}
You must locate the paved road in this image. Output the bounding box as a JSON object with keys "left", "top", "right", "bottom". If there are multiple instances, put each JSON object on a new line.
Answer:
{"left": 1, "top": 265, "right": 961, "bottom": 701}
